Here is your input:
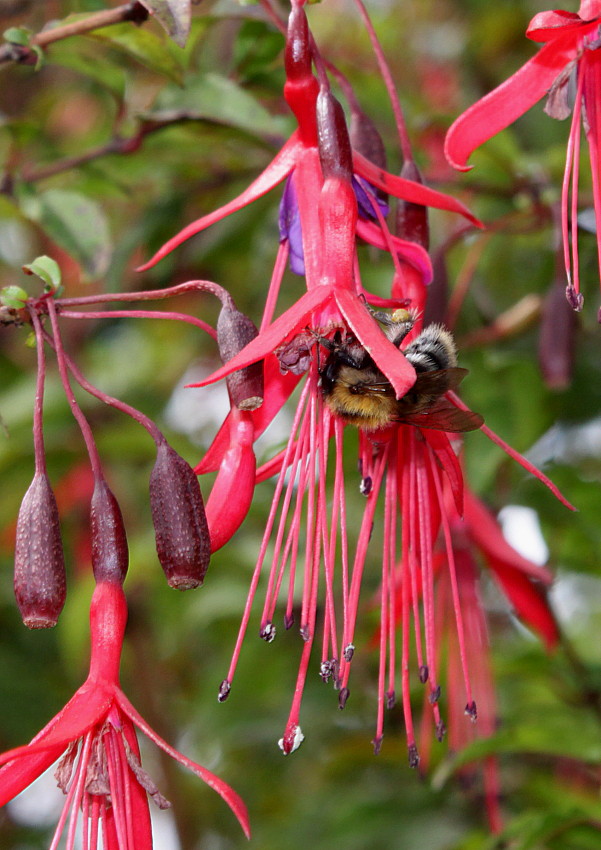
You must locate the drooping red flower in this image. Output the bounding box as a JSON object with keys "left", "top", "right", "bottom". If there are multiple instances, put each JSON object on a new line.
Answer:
{"left": 418, "top": 484, "right": 559, "bottom": 833}
{"left": 138, "top": 2, "right": 479, "bottom": 282}
{"left": 0, "top": 581, "right": 250, "bottom": 847}
{"left": 184, "top": 1, "right": 573, "bottom": 763}
{"left": 445, "top": 0, "right": 601, "bottom": 315}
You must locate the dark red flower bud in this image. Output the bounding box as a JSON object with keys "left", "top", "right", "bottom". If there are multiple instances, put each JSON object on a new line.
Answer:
{"left": 149, "top": 440, "right": 210, "bottom": 590}
{"left": 217, "top": 304, "right": 263, "bottom": 411}
{"left": 423, "top": 249, "right": 449, "bottom": 326}
{"left": 285, "top": 4, "right": 312, "bottom": 83}
{"left": 317, "top": 88, "right": 353, "bottom": 182}
{"left": 395, "top": 160, "right": 430, "bottom": 250}
{"left": 90, "top": 478, "right": 129, "bottom": 585}
{"left": 14, "top": 472, "right": 66, "bottom": 628}
{"left": 350, "top": 107, "right": 388, "bottom": 203}
{"left": 539, "top": 276, "right": 577, "bottom": 389}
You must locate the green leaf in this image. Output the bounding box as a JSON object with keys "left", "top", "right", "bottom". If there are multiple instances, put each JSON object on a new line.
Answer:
{"left": 22, "top": 255, "right": 62, "bottom": 291}
{"left": 19, "top": 188, "right": 112, "bottom": 279}
{"left": 150, "top": 71, "right": 290, "bottom": 139}
{"left": 89, "top": 23, "right": 182, "bottom": 83}
{"left": 48, "top": 39, "right": 126, "bottom": 99}
{"left": 0, "top": 285, "right": 28, "bottom": 308}
{"left": 138, "top": 0, "right": 191, "bottom": 48}
{"left": 3, "top": 26, "right": 32, "bottom": 46}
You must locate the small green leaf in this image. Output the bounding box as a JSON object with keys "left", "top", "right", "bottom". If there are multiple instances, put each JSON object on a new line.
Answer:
{"left": 138, "top": 0, "right": 191, "bottom": 49}
{"left": 19, "top": 189, "right": 112, "bottom": 279}
{"left": 22, "top": 256, "right": 62, "bottom": 292}
{"left": 3, "top": 26, "right": 32, "bottom": 47}
{"left": 32, "top": 44, "right": 44, "bottom": 71}
{"left": 89, "top": 23, "right": 182, "bottom": 83}
{"left": 0, "top": 285, "right": 28, "bottom": 308}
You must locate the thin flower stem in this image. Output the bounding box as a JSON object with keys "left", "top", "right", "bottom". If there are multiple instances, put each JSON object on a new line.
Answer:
{"left": 41, "top": 329, "right": 163, "bottom": 445}
{"left": 363, "top": 188, "right": 406, "bottom": 281}
{"left": 258, "top": 0, "right": 286, "bottom": 35}
{"left": 46, "top": 299, "right": 103, "bottom": 479}
{"left": 351, "top": 0, "right": 413, "bottom": 162}
{"left": 57, "top": 279, "right": 234, "bottom": 310}
{"left": 58, "top": 309, "right": 217, "bottom": 339}
{"left": 446, "top": 235, "right": 492, "bottom": 330}
{"left": 26, "top": 307, "right": 48, "bottom": 475}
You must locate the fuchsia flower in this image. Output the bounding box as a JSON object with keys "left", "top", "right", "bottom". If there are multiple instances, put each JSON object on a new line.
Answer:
{"left": 419, "top": 486, "right": 558, "bottom": 832}
{"left": 445, "top": 0, "right": 601, "bottom": 315}
{"left": 137, "top": 3, "right": 479, "bottom": 286}
{"left": 158, "top": 0, "right": 572, "bottom": 764}
{"left": 0, "top": 581, "right": 250, "bottom": 847}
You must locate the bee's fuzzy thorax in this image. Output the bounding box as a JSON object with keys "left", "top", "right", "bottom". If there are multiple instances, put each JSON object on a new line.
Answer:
{"left": 403, "top": 324, "right": 457, "bottom": 372}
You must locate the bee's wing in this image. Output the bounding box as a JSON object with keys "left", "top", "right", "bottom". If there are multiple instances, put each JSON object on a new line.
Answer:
{"left": 411, "top": 367, "right": 468, "bottom": 395}
{"left": 396, "top": 398, "right": 484, "bottom": 432}
{"left": 340, "top": 379, "right": 396, "bottom": 396}
{"left": 346, "top": 368, "right": 468, "bottom": 397}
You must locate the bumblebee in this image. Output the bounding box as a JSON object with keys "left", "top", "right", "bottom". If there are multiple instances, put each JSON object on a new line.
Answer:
{"left": 318, "top": 310, "right": 483, "bottom": 433}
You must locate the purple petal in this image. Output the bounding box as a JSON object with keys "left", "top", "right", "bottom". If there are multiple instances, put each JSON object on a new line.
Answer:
{"left": 352, "top": 176, "right": 389, "bottom": 220}
{"left": 279, "top": 175, "right": 305, "bottom": 275}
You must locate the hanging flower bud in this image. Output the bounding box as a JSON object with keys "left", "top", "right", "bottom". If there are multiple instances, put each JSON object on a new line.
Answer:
{"left": 350, "top": 106, "right": 388, "bottom": 204}
{"left": 423, "top": 248, "right": 449, "bottom": 327}
{"left": 284, "top": 2, "right": 319, "bottom": 136}
{"left": 90, "top": 478, "right": 129, "bottom": 586}
{"left": 216, "top": 303, "right": 263, "bottom": 411}
{"left": 14, "top": 472, "right": 66, "bottom": 628}
{"left": 149, "top": 440, "right": 210, "bottom": 590}
{"left": 285, "top": 2, "right": 312, "bottom": 83}
{"left": 396, "top": 160, "right": 430, "bottom": 250}
{"left": 538, "top": 274, "right": 577, "bottom": 389}
{"left": 317, "top": 88, "right": 354, "bottom": 182}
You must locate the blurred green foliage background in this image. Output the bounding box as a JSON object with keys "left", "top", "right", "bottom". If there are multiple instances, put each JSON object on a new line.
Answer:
{"left": 1, "top": 0, "right": 601, "bottom": 848}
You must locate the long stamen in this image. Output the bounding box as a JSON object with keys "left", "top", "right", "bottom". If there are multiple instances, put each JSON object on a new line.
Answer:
{"left": 50, "top": 733, "right": 93, "bottom": 850}
{"left": 338, "top": 444, "right": 388, "bottom": 693}
{"left": 406, "top": 435, "right": 425, "bottom": 675}
{"left": 415, "top": 443, "right": 441, "bottom": 709}
{"left": 260, "top": 397, "right": 312, "bottom": 631}
{"left": 428, "top": 449, "right": 474, "bottom": 711}
{"left": 223, "top": 378, "right": 313, "bottom": 692}
{"left": 374, "top": 451, "right": 396, "bottom": 753}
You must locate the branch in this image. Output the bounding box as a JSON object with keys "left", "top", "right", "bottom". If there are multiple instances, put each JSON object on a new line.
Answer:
{"left": 0, "top": 1, "right": 149, "bottom": 66}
